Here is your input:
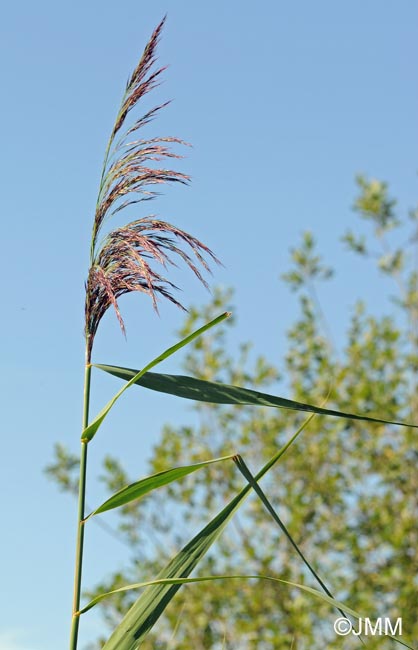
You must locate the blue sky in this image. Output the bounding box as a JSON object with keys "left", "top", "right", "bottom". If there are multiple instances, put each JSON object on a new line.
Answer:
{"left": 1, "top": 2, "right": 417, "bottom": 649}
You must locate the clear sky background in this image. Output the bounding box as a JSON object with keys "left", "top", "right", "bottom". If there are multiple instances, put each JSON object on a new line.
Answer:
{"left": 1, "top": 2, "right": 417, "bottom": 649}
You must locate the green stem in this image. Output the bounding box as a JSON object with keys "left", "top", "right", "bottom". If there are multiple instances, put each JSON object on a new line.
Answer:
{"left": 69, "top": 357, "right": 92, "bottom": 650}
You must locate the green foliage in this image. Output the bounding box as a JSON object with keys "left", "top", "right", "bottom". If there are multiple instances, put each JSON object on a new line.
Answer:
{"left": 354, "top": 175, "right": 399, "bottom": 231}
{"left": 49, "top": 177, "right": 418, "bottom": 649}
{"left": 282, "top": 231, "right": 333, "bottom": 291}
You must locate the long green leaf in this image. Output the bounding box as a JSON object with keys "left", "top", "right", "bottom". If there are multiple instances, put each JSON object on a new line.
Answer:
{"left": 94, "top": 366, "right": 418, "bottom": 429}
{"left": 99, "top": 413, "right": 315, "bottom": 650}
{"left": 80, "top": 575, "right": 412, "bottom": 649}
{"left": 80, "top": 574, "right": 358, "bottom": 617}
{"left": 233, "top": 456, "right": 347, "bottom": 619}
{"left": 82, "top": 312, "right": 230, "bottom": 441}
{"left": 89, "top": 455, "right": 235, "bottom": 516}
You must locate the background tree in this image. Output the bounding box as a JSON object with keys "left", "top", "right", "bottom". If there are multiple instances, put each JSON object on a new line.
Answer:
{"left": 47, "top": 176, "right": 418, "bottom": 649}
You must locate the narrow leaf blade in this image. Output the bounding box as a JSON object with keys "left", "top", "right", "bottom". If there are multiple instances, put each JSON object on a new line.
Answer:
{"left": 234, "top": 455, "right": 345, "bottom": 617}
{"left": 94, "top": 366, "right": 418, "bottom": 429}
{"left": 90, "top": 455, "right": 235, "bottom": 516}
{"left": 83, "top": 576, "right": 412, "bottom": 650}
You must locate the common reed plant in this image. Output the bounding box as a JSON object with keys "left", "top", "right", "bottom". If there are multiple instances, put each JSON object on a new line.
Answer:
{"left": 69, "top": 18, "right": 416, "bottom": 650}
{"left": 70, "top": 17, "right": 220, "bottom": 648}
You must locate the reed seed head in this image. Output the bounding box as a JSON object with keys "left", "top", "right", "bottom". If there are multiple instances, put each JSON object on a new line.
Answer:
{"left": 85, "top": 18, "right": 219, "bottom": 360}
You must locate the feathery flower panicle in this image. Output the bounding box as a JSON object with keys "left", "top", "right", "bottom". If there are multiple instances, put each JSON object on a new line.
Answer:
{"left": 85, "top": 17, "right": 219, "bottom": 360}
